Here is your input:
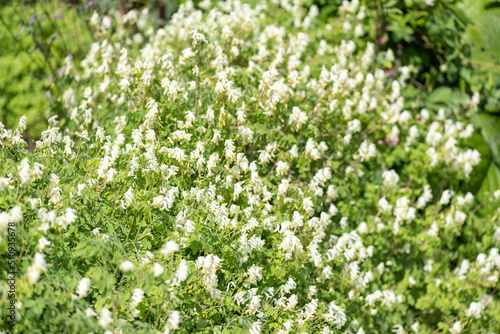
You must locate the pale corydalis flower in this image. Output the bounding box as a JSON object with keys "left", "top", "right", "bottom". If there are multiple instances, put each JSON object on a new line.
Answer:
{"left": 160, "top": 241, "right": 179, "bottom": 256}
{"left": 164, "top": 310, "right": 180, "bottom": 334}
{"left": 129, "top": 288, "right": 145, "bottom": 317}
{"left": 27, "top": 253, "right": 47, "bottom": 285}
{"left": 119, "top": 260, "right": 135, "bottom": 272}
{"left": 98, "top": 307, "right": 113, "bottom": 329}
{"left": 76, "top": 277, "right": 91, "bottom": 298}
{"left": 153, "top": 263, "right": 164, "bottom": 277}
{"left": 120, "top": 187, "right": 134, "bottom": 209}
{"left": 289, "top": 107, "right": 308, "bottom": 130}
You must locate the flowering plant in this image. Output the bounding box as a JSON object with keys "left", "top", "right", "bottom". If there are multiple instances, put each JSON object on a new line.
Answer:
{"left": 1, "top": 1, "right": 499, "bottom": 333}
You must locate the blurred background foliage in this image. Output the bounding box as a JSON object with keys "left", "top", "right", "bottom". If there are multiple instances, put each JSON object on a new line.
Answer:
{"left": 0, "top": 1, "right": 94, "bottom": 145}
{"left": 0, "top": 0, "right": 499, "bottom": 210}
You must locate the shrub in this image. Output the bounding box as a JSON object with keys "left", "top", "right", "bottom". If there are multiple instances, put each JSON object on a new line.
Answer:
{"left": 0, "top": 1, "right": 93, "bottom": 140}
{"left": 0, "top": 1, "right": 499, "bottom": 333}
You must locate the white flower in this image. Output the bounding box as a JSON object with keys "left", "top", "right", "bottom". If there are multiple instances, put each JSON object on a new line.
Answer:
{"left": 324, "top": 302, "right": 346, "bottom": 329}
{"left": 129, "top": 288, "right": 145, "bottom": 313}
{"left": 348, "top": 119, "right": 362, "bottom": 133}
{"left": 378, "top": 197, "right": 392, "bottom": 213}
{"left": 439, "top": 189, "right": 455, "bottom": 205}
{"left": 246, "top": 295, "right": 261, "bottom": 315}
{"left": 86, "top": 308, "right": 97, "bottom": 317}
{"left": 289, "top": 107, "right": 308, "bottom": 130}
{"left": 282, "top": 277, "right": 297, "bottom": 293}
{"left": 77, "top": 184, "right": 87, "bottom": 196}
{"left": 172, "top": 260, "right": 189, "bottom": 286}
{"left": 36, "top": 237, "right": 51, "bottom": 251}
{"left": 247, "top": 265, "right": 263, "bottom": 284}
{"left": 76, "top": 277, "right": 91, "bottom": 298}
{"left": 417, "top": 185, "right": 433, "bottom": 209}
{"left": 121, "top": 187, "right": 134, "bottom": 209}
{"left": 276, "top": 161, "right": 290, "bottom": 177}
{"left": 449, "top": 321, "right": 462, "bottom": 334}
{"left": 161, "top": 241, "right": 179, "bottom": 256}
{"left": 195, "top": 254, "right": 222, "bottom": 292}
{"left": 98, "top": 307, "right": 113, "bottom": 329}
{"left": 153, "top": 263, "right": 164, "bottom": 277}
{"left": 303, "top": 197, "right": 314, "bottom": 214}
{"left": 249, "top": 321, "right": 262, "bottom": 334}
{"left": 0, "top": 177, "right": 12, "bottom": 190}
{"left": 119, "top": 260, "right": 135, "bottom": 272}
{"left": 465, "top": 301, "right": 482, "bottom": 319}
{"left": 393, "top": 324, "right": 405, "bottom": 334}
{"left": 10, "top": 206, "right": 23, "bottom": 223}
{"left": 27, "top": 253, "right": 47, "bottom": 285}
{"left": 164, "top": 310, "right": 180, "bottom": 333}
{"left": 167, "top": 148, "right": 187, "bottom": 162}
{"left": 382, "top": 170, "right": 399, "bottom": 188}
{"left": 409, "top": 276, "right": 416, "bottom": 287}
{"left": 358, "top": 141, "right": 376, "bottom": 162}
{"left": 59, "top": 208, "right": 77, "bottom": 229}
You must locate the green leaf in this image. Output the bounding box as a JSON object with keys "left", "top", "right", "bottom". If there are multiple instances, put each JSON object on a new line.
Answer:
{"left": 464, "top": 131, "right": 492, "bottom": 193}
{"left": 476, "top": 162, "right": 500, "bottom": 215}
{"left": 473, "top": 113, "right": 500, "bottom": 165}
{"left": 196, "top": 320, "right": 208, "bottom": 329}
{"left": 427, "top": 87, "right": 452, "bottom": 104}
{"left": 238, "top": 318, "right": 252, "bottom": 328}
{"left": 461, "top": 4, "right": 500, "bottom": 87}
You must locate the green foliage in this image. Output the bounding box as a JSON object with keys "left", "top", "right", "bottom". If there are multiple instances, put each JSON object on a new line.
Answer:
{"left": 0, "top": 1, "right": 499, "bottom": 334}
{"left": 0, "top": 2, "right": 92, "bottom": 139}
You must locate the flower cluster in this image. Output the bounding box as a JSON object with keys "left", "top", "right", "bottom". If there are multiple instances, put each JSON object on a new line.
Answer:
{"left": 0, "top": 0, "right": 498, "bottom": 333}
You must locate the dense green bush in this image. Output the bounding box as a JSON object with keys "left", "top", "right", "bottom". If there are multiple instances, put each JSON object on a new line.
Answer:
{"left": 0, "top": 2, "right": 92, "bottom": 139}
{"left": 0, "top": 5, "right": 50, "bottom": 140}
{"left": 0, "top": 1, "right": 499, "bottom": 333}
